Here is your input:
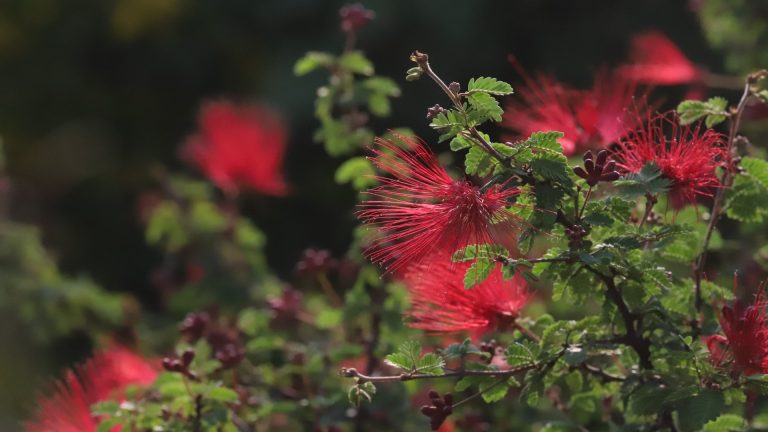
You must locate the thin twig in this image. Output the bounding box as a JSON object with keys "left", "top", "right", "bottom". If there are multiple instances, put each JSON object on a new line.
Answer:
{"left": 513, "top": 321, "right": 541, "bottom": 343}
{"left": 692, "top": 72, "right": 767, "bottom": 317}
{"left": 577, "top": 186, "right": 593, "bottom": 220}
{"left": 341, "top": 363, "right": 538, "bottom": 384}
{"left": 412, "top": 52, "right": 510, "bottom": 166}
{"left": 638, "top": 193, "right": 657, "bottom": 229}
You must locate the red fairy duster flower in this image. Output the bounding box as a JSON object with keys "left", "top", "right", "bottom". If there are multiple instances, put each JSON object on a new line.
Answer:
{"left": 574, "top": 69, "right": 646, "bottom": 150}
{"left": 358, "top": 136, "right": 522, "bottom": 273}
{"left": 26, "top": 347, "right": 157, "bottom": 432}
{"left": 503, "top": 62, "right": 644, "bottom": 156}
{"left": 619, "top": 32, "right": 702, "bottom": 86}
{"left": 705, "top": 293, "right": 768, "bottom": 376}
{"left": 403, "top": 252, "right": 530, "bottom": 336}
{"left": 613, "top": 113, "right": 726, "bottom": 207}
{"left": 182, "top": 101, "right": 289, "bottom": 196}
{"left": 503, "top": 65, "right": 581, "bottom": 155}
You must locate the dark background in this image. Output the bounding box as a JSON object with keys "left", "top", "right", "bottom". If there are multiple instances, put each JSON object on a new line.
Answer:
{"left": 0, "top": 0, "right": 720, "bottom": 310}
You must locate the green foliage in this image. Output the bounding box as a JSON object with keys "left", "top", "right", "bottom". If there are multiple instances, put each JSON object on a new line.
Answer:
{"left": 726, "top": 156, "right": 768, "bottom": 222}
{"left": 467, "top": 92, "right": 504, "bottom": 123}
{"left": 348, "top": 381, "right": 377, "bottom": 407}
{"left": 441, "top": 339, "right": 489, "bottom": 360}
{"left": 334, "top": 156, "right": 378, "bottom": 190}
{"left": 614, "top": 162, "right": 671, "bottom": 197}
{"left": 702, "top": 414, "right": 747, "bottom": 432}
{"left": 384, "top": 340, "right": 445, "bottom": 375}
{"left": 676, "top": 97, "right": 729, "bottom": 127}
{"left": 22, "top": 17, "right": 765, "bottom": 431}
{"left": 452, "top": 244, "right": 508, "bottom": 262}
{"left": 0, "top": 221, "right": 125, "bottom": 343}
{"left": 466, "top": 77, "right": 514, "bottom": 95}
{"left": 452, "top": 244, "right": 507, "bottom": 288}
{"left": 505, "top": 341, "right": 540, "bottom": 367}
{"left": 429, "top": 109, "right": 465, "bottom": 143}
{"left": 297, "top": 46, "right": 401, "bottom": 157}
{"left": 293, "top": 51, "right": 335, "bottom": 76}
{"left": 463, "top": 258, "right": 496, "bottom": 289}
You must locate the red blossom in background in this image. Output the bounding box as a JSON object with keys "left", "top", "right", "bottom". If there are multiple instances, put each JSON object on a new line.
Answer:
{"left": 182, "top": 101, "right": 289, "bottom": 196}
{"left": 704, "top": 293, "right": 768, "bottom": 376}
{"left": 612, "top": 112, "right": 726, "bottom": 207}
{"left": 503, "top": 61, "right": 644, "bottom": 156}
{"left": 403, "top": 252, "right": 530, "bottom": 336}
{"left": 619, "top": 31, "right": 703, "bottom": 86}
{"left": 26, "top": 347, "right": 157, "bottom": 432}
{"left": 339, "top": 3, "right": 375, "bottom": 34}
{"left": 358, "top": 136, "right": 522, "bottom": 273}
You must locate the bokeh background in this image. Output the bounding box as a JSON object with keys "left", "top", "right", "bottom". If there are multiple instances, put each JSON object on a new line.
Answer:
{"left": 0, "top": 0, "right": 759, "bottom": 427}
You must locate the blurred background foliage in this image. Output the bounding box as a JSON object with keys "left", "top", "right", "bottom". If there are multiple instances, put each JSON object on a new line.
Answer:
{"left": 0, "top": 0, "right": 764, "bottom": 427}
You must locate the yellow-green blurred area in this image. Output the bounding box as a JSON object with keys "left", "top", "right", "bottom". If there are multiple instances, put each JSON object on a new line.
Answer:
{"left": 0, "top": 0, "right": 764, "bottom": 428}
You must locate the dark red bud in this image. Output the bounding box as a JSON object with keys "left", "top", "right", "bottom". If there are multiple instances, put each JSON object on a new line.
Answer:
{"left": 584, "top": 158, "right": 594, "bottom": 173}
{"left": 596, "top": 149, "right": 608, "bottom": 167}
{"left": 573, "top": 166, "right": 589, "bottom": 179}
{"left": 181, "top": 348, "right": 195, "bottom": 367}
{"left": 162, "top": 358, "right": 174, "bottom": 371}
{"left": 583, "top": 150, "right": 593, "bottom": 163}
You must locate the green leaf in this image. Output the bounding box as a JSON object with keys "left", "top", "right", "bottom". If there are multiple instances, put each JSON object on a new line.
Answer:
{"left": 702, "top": 414, "right": 746, "bottom": 432}
{"left": 676, "top": 97, "right": 729, "bottom": 126}
{"left": 91, "top": 401, "right": 120, "bottom": 416}
{"left": 564, "top": 371, "right": 583, "bottom": 392}
{"left": 506, "top": 341, "right": 540, "bottom": 367}
{"left": 675, "top": 390, "right": 724, "bottom": 432}
{"left": 206, "top": 386, "right": 240, "bottom": 403}
{"left": 348, "top": 382, "right": 376, "bottom": 407}
{"left": 467, "top": 77, "right": 514, "bottom": 95}
{"left": 363, "top": 76, "right": 400, "bottom": 96}
{"left": 294, "top": 51, "right": 334, "bottom": 75}
{"left": 237, "top": 308, "right": 269, "bottom": 336}
{"left": 441, "top": 339, "right": 489, "bottom": 359}
{"left": 97, "top": 418, "right": 123, "bottom": 432}
{"left": 384, "top": 340, "right": 444, "bottom": 374}
{"left": 315, "top": 309, "right": 343, "bottom": 329}
{"left": 628, "top": 383, "right": 672, "bottom": 417}
{"left": 531, "top": 154, "right": 572, "bottom": 185}
{"left": 339, "top": 51, "right": 374, "bottom": 75}
{"left": 429, "top": 109, "right": 464, "bottom": 143}
{"left": 452, "top": 244, "right": 508, "bottom": 262}
{"left": 464, "top": 258, "right": 495, "bottom": 289}
{"left": 449, "top": 134, "right": 473, "bottom": 151}
{"left": 726, "top": 157, "right": 768, "bottom": 222}
{"left": 190, "top": 201, "right": 227, "bottom": 233}
{"left": 467, "top": 92, "right": 504, "bottom": 123}
{"left": 480, "top": 378, "right": 510, "bottom": 403}
{"left": 614, "top": 161, "right": 671, "bottom": 196}
{"left": 335, "top": 157, "right": 377, "bottom": 190}
{"left": 367, "top": 93, "right": 391, "bottom": 116}
{"left": 464, "top": 145, "right": 495, "bottom": 176}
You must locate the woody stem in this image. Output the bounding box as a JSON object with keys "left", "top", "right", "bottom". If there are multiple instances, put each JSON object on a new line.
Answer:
{"left": 341, "top": 363, "right": 539, "bottom": 384}
{"left": 692, "top": 72, "right": 765, "bottom": 319}
{"left": 413, "top": 52, "right": 510, "bottom": 165}
{"left": 513, "top": 321, "right": 541, "bottom": 342}
{"left": 638, "top": 193, "right": 657, "bottom": 229}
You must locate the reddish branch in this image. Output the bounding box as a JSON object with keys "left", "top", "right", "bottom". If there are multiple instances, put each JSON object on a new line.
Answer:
{"left": 693, "top": 70, "right": 768, "bottom": 318}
